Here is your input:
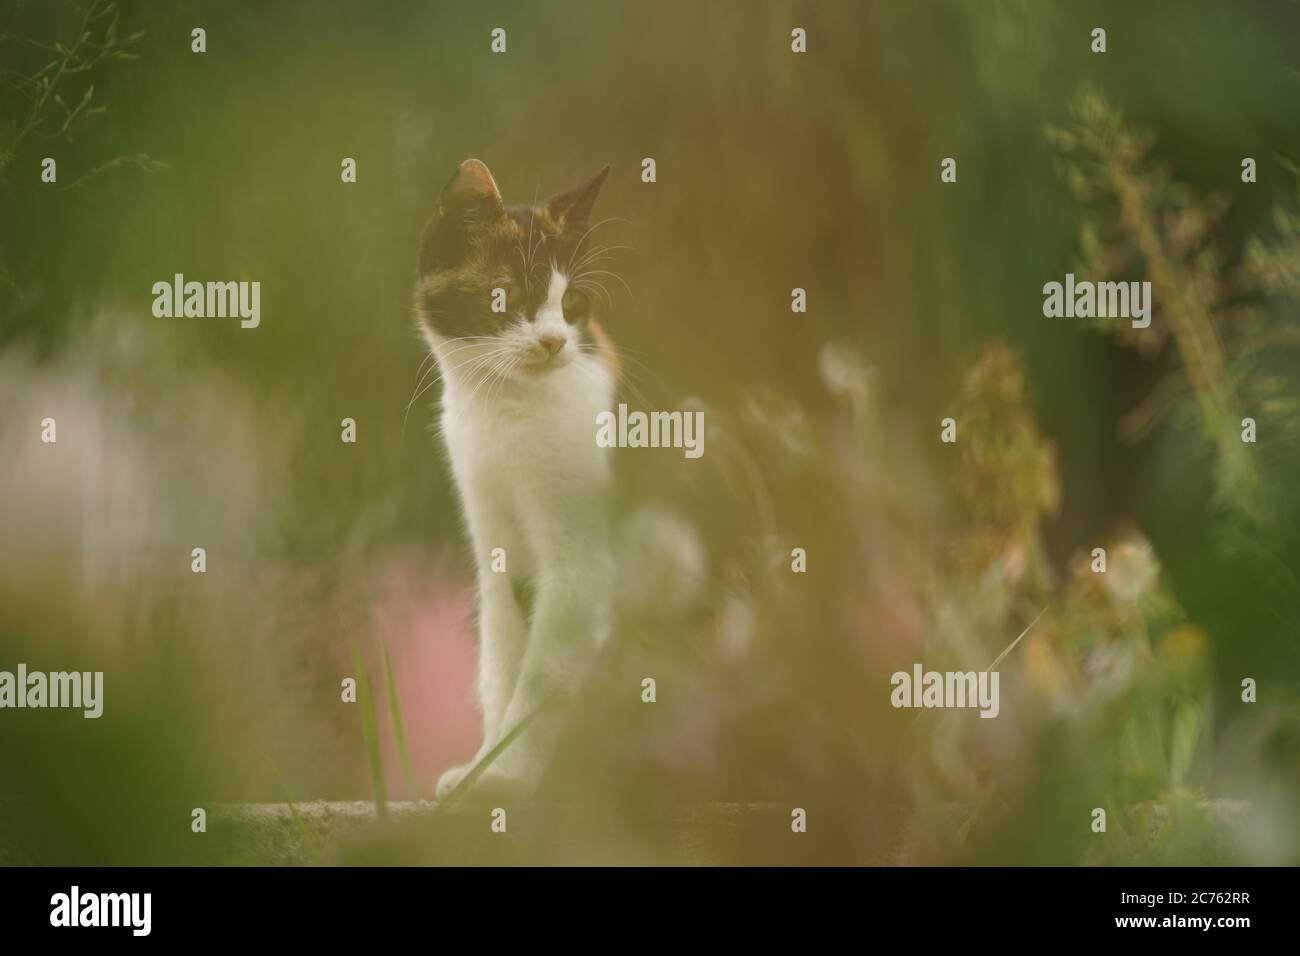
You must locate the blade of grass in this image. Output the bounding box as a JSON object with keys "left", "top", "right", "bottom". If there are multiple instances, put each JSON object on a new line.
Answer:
{"left": 263, "top": 753, "right": 318, "bottom": 860}
{"left": 986, "top": 606, "right": 1048, "bottom": 673}
{"left": 435, "top": 687, "right": 563, "bottom": 809}
{"left": 381, "top": 641, "right": 418, "bottom": 800}
{"left": 349, "top": 638, "right": 387, "bottom": 818}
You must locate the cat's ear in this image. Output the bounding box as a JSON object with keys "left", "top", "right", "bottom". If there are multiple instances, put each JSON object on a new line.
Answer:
{"left": 439, "top": 158, "right": 503, "bottom": 220}
{"left": 546, "top": 165, "right": 610, "bottom": 234}
{"left": 421, "top": 159, "right": 504, "bottom": 272}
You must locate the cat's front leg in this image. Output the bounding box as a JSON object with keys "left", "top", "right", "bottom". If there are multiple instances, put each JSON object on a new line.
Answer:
{"left": 435, "top": 563, "right": 528, "bottom": 799}
{"left": 476, "top": 544, "right": 613, "bottom": 794}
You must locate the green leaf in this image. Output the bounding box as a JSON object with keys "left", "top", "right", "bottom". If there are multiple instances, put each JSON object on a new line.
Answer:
{"left": 381, "top": 641, "right": 417, "bottom": 800}
{"left": 349, "top": 639, "right": 387, "bottom": 817}
{"left": 1169, "top": 701, "right": 1201, "bottom": 789}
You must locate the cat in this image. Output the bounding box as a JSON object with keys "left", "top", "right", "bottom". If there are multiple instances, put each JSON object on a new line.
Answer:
{"left": 414, "top": 158, "right": 621, "bottom": 799}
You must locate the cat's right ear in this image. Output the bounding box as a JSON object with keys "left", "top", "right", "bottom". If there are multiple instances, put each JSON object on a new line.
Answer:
{"left": 419, "top": 159, "right": 504, "bottom": 273}
{"left": 439, "top": 158, "right": 503, "bottom": 220}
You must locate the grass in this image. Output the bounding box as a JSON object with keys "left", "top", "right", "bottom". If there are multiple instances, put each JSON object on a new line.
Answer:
{"left": 348, "top": 639, "right": 387, "bottom": 818}
{"left": 264, "top": 754, "right": 319, "bottom": 859}
{"left": 381, "top": 641, "right": 418, "bottom": 801}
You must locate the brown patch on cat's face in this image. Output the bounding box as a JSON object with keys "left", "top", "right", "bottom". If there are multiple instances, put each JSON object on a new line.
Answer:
{"left": 415, "top": 161, "right": 610, "bottom": 341}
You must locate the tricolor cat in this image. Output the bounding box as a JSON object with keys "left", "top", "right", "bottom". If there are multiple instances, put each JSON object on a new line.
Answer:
{"left": 414, "top": 159, "right": 620, "bottom": 799}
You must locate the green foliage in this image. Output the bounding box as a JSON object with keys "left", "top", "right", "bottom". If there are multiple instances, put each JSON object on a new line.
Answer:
{"left": 1049, "top": 93, "right": 1300, "bottom": 531}
{"left": 348, "top": 640, "right": 386, "bottom": 817}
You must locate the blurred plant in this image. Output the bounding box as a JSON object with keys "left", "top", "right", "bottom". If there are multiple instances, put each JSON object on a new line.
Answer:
{"left": 1048, "top": 92, "right": 1300, "bottom": 528}
{"left": 914, "top": 342, "right": 1247, "bottom": 862}
{"left": 0, "top": 0, "right": 161, "bottom": 184}
{"left": 381, "top": 642, "right": 418, "bottom": 801}
{"left": 953, "top": 342, "right": 1059, "bottom": 598}
{"left": 348, "top": 639, "right": 387, "bottom": 817}
{"left": 265, "top": 755, "right": 320, "bottom": 860}
{"left": 0, "top": 0, "right": 165, "bottom": 307}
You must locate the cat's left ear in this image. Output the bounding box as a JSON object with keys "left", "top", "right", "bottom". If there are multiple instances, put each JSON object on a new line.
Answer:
{"left": 546, "top": 165, "right": 610, "bottom": 234}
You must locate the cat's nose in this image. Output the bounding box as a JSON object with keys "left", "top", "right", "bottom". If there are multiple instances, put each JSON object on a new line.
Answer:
{"left": 539, "top": 333, "right": 566, "bottom": 357}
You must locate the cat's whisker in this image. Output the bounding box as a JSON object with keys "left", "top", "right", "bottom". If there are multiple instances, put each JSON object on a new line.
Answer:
{"left": 526, "top": 180, "right": 542, "bottom": 283}
{"left": 413, "top": 349, "right": 434, "bottom": 383}
{"left": 572, "top": 348, "right": 657, "bottom": 412}
{"left": 463, "top": 351, "right": 519, "bottom": 412}
{"left": 604, "top": 349, "right": 664, "bottom": 410}
{"left": 487, "top": 354, "right": 525, "bottom": 405}
{"left": 482, "top": 363, "right": 508, "bottom": 407}
{"left": 566, "top": 216, "right": 632, "bottom": 273}
{"left": 568, "top": 243, "right": 634, "bottom": 276}
{"left": 572, "top": 268, "right": 633, "bottom": 301}
{"left": 514, "top": 243, "right": 529, "bottom": 290}
{"left": 477, "top": 352, "right": 514, "bottom": 406}
{"left": 610, "top": 366, "right": 657, "bottom": 414}
{"left": 429, "top": 337, "right": 513, "bottom": 368}
{"left": 529, "top": 257, "right": 551, "bottom": 289}
{"left": 568, "top": 245, "right": 610, "bottom": 274}
{"left": 571, "top": 275, "right": 604, "bottom": 289}
{"left": 406, "top": 346, "right": 515, "bottom": 423}
{"left": 433, "top": 346, "right": 516, "bottom": 387}
{"left": 403, "top": 338, "right": 493, "bottom": 432}
{"left": 429, "top": 335, "right": 509, "bottom": 361}
{"left": 604, "top": 341, "right": 650, "bottom": 358}
{"left": 570, "top": 265, "right": 622, "bottom": 291}
{"left": 608, "top": 346, "right": 670, "bottom": 393}
{"left": 436, "top": 340, "right": 505, "bottom": 360}
{"left": 441, "top": 356, "right": 513, "bottom": 418}
{"left": 567, "top": 254, "right": 623, "bottom": 280}
{"left": 572, "top": 277, "right": 613, "bottom": 307}
{"left": 402, "top": 352, "right": 441, "bottom": 434}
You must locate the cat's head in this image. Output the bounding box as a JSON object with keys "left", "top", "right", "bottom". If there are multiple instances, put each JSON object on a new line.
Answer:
{"left": 415, "top": 158, "right": 611, "bottom": 372}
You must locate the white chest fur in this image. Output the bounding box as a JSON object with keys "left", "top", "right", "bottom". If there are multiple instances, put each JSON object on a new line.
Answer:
{"left": 436, "top": 349, "right": 615, "bottom": 580}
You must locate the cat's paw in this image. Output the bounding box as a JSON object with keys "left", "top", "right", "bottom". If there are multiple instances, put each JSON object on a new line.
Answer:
{"left": 435, "top": 761, "right": 531, "bottom": 804}
{"left": 434, "top": 761, "right": 476, "bottom": 800}
{"left": 465, "top": 765, "right": 528, "bottom": 803}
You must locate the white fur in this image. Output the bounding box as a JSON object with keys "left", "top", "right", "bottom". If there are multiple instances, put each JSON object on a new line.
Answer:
{"left": 424, "top": 267, "right": 615, "bottom": 797}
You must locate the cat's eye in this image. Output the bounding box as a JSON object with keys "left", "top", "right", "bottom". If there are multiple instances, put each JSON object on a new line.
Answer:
{"left": 561, "top": 287, "right": 590, "bottom": 322}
